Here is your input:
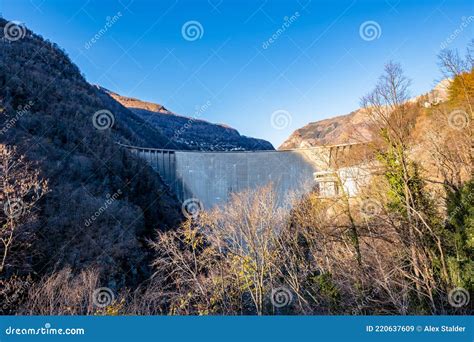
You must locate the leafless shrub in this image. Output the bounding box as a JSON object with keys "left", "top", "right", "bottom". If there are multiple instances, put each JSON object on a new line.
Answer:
{"left": 0, "top": 144, "right": 48, "bottom": 274}
{"left": 22, "top": 267, "right": 100, "bottom": 315}
{"left": 147, "top": 184, "right": 409, "bottom": 315}
{"left": 0, "top": 274, "right": 32, "bottom": 314}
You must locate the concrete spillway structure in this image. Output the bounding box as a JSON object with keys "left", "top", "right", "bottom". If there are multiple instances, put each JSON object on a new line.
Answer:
{"left": 121, "top": 143, "right": 358, "bottom": 209}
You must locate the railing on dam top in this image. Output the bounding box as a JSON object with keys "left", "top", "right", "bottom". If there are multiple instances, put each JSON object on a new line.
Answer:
{"left": 118, "top": 142, "right": 361, "bottom": 154}
{"left": 118, "top": 143, "right": 178, "bottom": 191}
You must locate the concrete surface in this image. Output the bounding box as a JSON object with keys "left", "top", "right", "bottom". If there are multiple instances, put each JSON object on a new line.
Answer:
{"left": 122, "top": 144, "right": 359, "bottom": 210}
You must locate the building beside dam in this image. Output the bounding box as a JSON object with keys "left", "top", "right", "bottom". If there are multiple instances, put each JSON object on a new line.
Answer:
{"left": 121, "top": 143, "right": 368, "bottom": 210}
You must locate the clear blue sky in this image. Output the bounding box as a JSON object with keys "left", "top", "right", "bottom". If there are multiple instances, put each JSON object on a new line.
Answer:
{"left": 1, "top": 0, "right": 473, "bottom": 147}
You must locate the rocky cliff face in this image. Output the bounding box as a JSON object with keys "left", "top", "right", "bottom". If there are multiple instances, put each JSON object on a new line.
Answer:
{"left": 279, "top": 109, "right": 373, "bottom": 149}
{"left": 105, "top": 89, "right": 274, "bottom": 151}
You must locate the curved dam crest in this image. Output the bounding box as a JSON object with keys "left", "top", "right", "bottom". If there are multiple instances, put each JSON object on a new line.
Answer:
{"left": 121, "top": 143, "right": 360, "bottom": 210}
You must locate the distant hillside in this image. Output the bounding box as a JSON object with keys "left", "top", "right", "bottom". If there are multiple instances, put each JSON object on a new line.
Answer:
{"left": 279, "top": 109, "right": 372, "bottom": 149}
{"left": 102, "top": 87, "right": 173, "bottom": 114}
{"left": 279, "top": 80, "right": 451, "bottom": 149}
{"left": 105, "top": 89, "right": 274, "bottom": 151}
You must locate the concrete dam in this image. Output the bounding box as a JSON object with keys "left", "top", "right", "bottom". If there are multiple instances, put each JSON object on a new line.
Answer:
{"left": 121, "top": 143, "right": 360, "bottom": 210}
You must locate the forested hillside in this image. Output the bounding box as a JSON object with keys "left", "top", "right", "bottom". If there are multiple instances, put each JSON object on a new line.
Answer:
{"left": 0, "top": 18, "right": 183, "bottom": 313}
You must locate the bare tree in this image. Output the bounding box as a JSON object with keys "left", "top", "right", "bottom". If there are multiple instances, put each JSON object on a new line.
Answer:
{"left": 436, "top": 43, "right": 473, "bottom": 181}
{"left": 361, "top": 62, "right": 449, "bottom": 312}
{"left": 0, "top": 144, "right": 47, "bottom": 274}
{"left": 150, "top": 218, "right": 222, "bottom": 315}
{"left": 23, "top": 267, "right": 99, "bottom": 315}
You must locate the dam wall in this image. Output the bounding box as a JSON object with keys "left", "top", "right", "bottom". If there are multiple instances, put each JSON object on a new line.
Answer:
{"left": 173, "top": 150, "right": 320, "bottom": 208}
{"left": 122, "top": 144, "right": 359, "bottom": 210}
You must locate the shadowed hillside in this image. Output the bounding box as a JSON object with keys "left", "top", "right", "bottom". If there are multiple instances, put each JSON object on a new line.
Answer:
{"left": 0, "top": 17, "right": 183, "bottom": 301}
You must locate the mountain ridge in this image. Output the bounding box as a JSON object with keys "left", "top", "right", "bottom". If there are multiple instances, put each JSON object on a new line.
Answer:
{"left": 105, "top": 87, "right": 275, "bottom": 151}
